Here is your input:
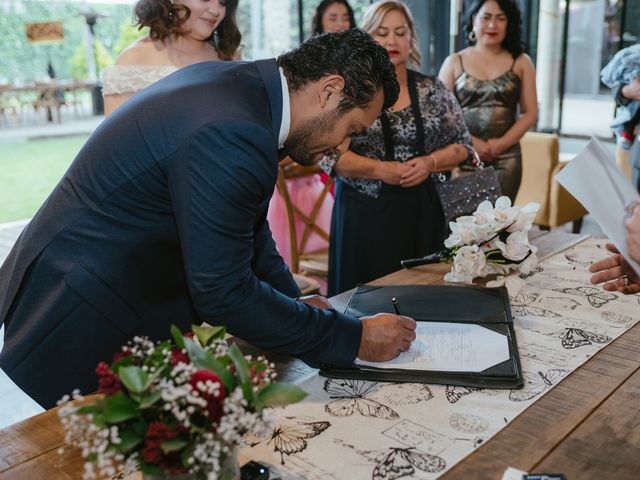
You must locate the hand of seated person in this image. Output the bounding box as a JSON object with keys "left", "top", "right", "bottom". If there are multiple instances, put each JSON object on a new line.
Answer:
{"left": 375, "top": 161, "right": 412, "bottom": 186}
{"left": 399, "top": 156, "right": 434, "bottom": 188}
{"left": 589, "top": 243, "right": 640, "bottom": 294}
{"left": 297, "top": 294, "right": 333, "bottom": 310}
{"left": 621, "top": 77, "right": 640, "bottom": 101}
{"left": 358, "top": 313, "right": 417, "bottom": 362}
{"left": 627, "top": 205, "right": 640, "bottom": 263}
{"left": 473, "top": 137, "right": 496, "bottom": 162}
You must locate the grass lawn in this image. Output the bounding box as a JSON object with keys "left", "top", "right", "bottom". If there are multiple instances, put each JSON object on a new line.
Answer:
{"left": 0, "top": 135, "right": 88, "bottom": 223}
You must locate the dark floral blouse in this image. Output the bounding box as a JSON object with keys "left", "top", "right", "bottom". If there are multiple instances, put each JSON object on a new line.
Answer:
{"left": 321, "top": 71, "right": 472, "bottom": 198}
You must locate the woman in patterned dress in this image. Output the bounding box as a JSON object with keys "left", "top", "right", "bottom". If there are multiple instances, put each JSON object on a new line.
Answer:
{"left": 102, "top": 0, "right": 240, "bottom": 115}
{"left": 321, "top": 0, "right": 472, "bottom": 295}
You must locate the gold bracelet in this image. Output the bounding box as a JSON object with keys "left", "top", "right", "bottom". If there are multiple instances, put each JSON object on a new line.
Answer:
{"left": 430, "top": 154, "right": 438, "bottom": 171}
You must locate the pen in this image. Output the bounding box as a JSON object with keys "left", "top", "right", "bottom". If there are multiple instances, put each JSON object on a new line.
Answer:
{"left": 391, "top": 297, "right": 401, "bottom": 315}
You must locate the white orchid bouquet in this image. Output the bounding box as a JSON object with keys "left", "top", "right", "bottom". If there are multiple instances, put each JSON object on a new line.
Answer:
{"left": 402, "top": 197, "right": 540, "bottom": 289}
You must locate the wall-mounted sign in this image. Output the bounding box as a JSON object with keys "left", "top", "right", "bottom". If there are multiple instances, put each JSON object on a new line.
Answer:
{"left": 26, "top": 21, "right": 64, "bottom": 44}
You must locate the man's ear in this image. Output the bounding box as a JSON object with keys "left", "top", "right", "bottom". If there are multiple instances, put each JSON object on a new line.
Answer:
{"left": 319, "top": 75, "right": 345, "bottom": 109}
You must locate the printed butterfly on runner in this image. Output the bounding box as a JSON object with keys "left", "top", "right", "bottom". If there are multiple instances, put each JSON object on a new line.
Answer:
{"left": 560, "top": 328, "right": 611, "bottom": 349}
{"left": 445, "top": 385, "right": 482, "bottom": 404}
{"left": 511, "top": 293, "right": 561, "bottom": 318}
{"left": 246, "top": 416, "right": 330, "bottom": 465}
{"left": 324, "top": 379, "right": 399, "bottom": 419}
{"left": 378, "top": 383, "right": 434, "bottom": 406}
{"left": 336, "top": 440, "right": 446, "bottom": 480}
{"left": 371, "top": 447, "right": 447, "bottom": 480}
{"left": 509, "top": 369, "right": 568, "bottom": 402}
{"left": 564, "top": 253, "right": 592, "bottom": 268}
{"left": 552, "top": 286, "right": 617, "bottom": 308}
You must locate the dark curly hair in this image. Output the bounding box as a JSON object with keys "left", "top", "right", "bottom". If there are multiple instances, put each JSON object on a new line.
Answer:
{"left": 278, "top": 29, "right": 399, "bottom": 113}
{"left": 465, "top": 0, "right": 525, "bottom": 59}
{"left": 133, "top": 0, "right": 241, "bottom": 60}
{"left": 310, "top": 0, "right": 356, "bottom": 37}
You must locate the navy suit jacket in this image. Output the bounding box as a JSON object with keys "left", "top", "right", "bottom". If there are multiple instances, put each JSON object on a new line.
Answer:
{"left": 0, "top": 59, "right": 361, "bottom": 408}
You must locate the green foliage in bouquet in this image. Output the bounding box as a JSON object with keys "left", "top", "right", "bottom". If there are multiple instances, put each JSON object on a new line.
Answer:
{"left": 59, "top": 324, "right": 307, "bottom": 479}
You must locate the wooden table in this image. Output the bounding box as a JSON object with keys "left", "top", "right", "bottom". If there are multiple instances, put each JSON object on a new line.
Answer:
{"left": 0, "top": 80, "right": 96, "bottom": 123}
{"left": 1, "top": 234, "right": 639, "bottom": 479}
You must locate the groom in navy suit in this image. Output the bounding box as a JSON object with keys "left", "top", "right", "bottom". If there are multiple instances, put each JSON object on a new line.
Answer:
{"left": 0, "top": 29, "right": 416, "bottom": 408}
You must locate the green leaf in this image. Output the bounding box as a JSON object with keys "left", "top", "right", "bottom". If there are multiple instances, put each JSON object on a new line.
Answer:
{"left": 139, "top": 389, "right": 163, "bottom": 409}
{"left": 184, "top": 338, "right": 234, "bottom": 391}
{"left": 92, "top": 413, "right": 107, "bottom": 428}
{"left": 228, "top": 343, "right": 255, "bottom": 403}
{"left": 192, "top": 324, "right": 226, "bottom": 347}
{"left": 171, "top": 324, "right": 186, "bottom": 350}
{"left": 115, "top": 427, "right": 143, "bottom": 452}
{"left": 139, "top": 459, "right": 162, "bottom": 475}
{"left": 102, "top": 393, "right": 140, "bottom": 424}
{"left": 228, "top": 344, "right": 251, "bottom": 385}
{"left": 111, "top": 354, "right": 135, "bottom": 371}
{"left": 160, "top": 439, "right": 189, "bottom": 454}
{"left": 76, "top": 404, "right": 96, "bottom": 415}
{"left": 258, "top": 382, "right": 307, "bottom": 407}
{"left": 118, "top": 366, "right": 151, "bottom": 394}
{"left": 131, "top": 419, "right": 148, "bottom": 438}
{"left": 181, "top": 442, "right": 197, "bottom": 467}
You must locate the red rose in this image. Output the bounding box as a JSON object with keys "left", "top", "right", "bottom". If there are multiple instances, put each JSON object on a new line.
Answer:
{"left": 112, "top": 349, "right": 131, "bottom": 363}
{"left": 250, "top": 364, "right": 267, "bottom": 386}
{"left": 171, "top": 348, "right": 189, "bottom": 366}
{"left": 142, "top": 445, "right": 163, "bottom": 465}
{"left": 98, "top": 375, "right": 122, "bottom": 396}
{"left": 95, "top": 362, "right": 111, "bottom": 376}
{"left": 95, "top": 362, "right": 122, "bottom": 396}
{"left": 143, "top": 423, "right": 178, "bottom": 465}
{"left": 190, "top": 370, "right": 225, "bottom": 424}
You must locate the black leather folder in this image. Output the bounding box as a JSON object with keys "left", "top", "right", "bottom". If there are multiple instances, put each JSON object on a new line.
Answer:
{"left": 320, "top": 284, "right": 524, "bottom": 389}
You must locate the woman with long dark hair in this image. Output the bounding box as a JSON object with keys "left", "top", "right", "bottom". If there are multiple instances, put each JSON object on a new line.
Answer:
{"left": 310, "top": 0, "right": 356, "bottom": 36}
{"left": 439, "top": 0, "right": 537, "bottom": 201}
{"left": 103, "top": 0, "right": 241, "bottom": 115}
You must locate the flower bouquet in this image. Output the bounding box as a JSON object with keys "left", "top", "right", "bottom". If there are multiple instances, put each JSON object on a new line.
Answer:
{"left": 58, "top": 325, "right": 307, "bottom": 480}
{"left": 402, "top": 196, "right": 540, "bottom": 291}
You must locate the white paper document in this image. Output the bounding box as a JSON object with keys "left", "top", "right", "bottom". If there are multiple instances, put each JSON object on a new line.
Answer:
{"left": 355, "top": 322, "right": 510, "bottom": 372}
{"left": 555, "top": 138, "right": 640, "bottom": 274}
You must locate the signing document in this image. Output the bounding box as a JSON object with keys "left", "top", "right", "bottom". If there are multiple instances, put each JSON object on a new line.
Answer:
{"left": 555, "top": 137, "right": 640, "bottom": 274}
{"left": 356, "top": 322, "right": 510, "bottom": 372}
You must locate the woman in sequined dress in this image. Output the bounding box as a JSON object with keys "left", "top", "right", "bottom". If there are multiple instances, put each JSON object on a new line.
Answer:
{"left": 439, "top": 0, "right": 537, "bottom": 202}
{"left": 321, "top": 1, "right": 472, "bottom": 296}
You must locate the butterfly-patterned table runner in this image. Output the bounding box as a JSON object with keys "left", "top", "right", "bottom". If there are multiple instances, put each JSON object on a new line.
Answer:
{"left": 243, "top": 238, "right": 639, "bottom": 479}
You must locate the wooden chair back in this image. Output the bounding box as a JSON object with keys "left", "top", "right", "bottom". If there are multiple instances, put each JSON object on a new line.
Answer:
{"left": 275, "top": 163, "right": 333, "bottom": 275}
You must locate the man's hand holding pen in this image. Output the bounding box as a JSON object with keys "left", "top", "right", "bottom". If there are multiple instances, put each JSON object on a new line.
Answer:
{"left": 358, "top": 311, "right": 417, "bottom": 361}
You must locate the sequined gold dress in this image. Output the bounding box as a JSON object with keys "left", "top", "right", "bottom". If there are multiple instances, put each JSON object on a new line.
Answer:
{"left": 454, "top": 55, "right": 522, "bottom": 201}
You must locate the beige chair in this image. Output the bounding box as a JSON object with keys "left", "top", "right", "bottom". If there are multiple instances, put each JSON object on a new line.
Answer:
{"left": 615, "top": 146, "right": 633, "bottom": 180}
{"left": 515, "top": 132, "right": 587, "bottom": 232}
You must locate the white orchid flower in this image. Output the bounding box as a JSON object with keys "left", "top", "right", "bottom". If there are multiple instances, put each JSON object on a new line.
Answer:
{"left": 494, "top": 231, "right": 531, "bottom": 261}
{"left": 486, "top": 275, "right": 526, "bottom": 296}
{"left": 444, "top": 245, "right": 487, "bottom": 284}
{"left": 507, "top": 202, "right": 540, "bottom": 232}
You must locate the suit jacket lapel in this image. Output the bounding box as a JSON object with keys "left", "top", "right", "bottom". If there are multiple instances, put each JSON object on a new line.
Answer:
{"left": 255, "top": 59, "right": 283, "bottom": 145}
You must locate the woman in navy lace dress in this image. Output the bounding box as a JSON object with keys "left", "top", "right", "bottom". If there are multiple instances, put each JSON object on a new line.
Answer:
{"left": 321, "top": 1, "right": 472, "bottom": 295}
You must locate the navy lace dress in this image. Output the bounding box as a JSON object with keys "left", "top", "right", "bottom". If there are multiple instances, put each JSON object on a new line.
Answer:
{"left": 322, "top": 71, "right": 472, "bottom": 295}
